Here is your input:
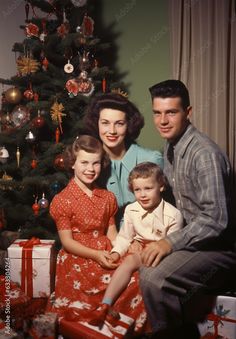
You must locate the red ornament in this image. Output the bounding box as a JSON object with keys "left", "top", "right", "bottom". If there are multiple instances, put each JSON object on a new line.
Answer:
{"left": 42, "top": 57, "right": 49, "bottom": 70}
{"left": 34, "top": 93, "right": 39, "bottom": 102}
{"left": 82, "top": 14, "right": 94, "bottom": 37}
{"left": 55, "top": 127, "right": 60, "bottom": 143}
{"left": 102, "top": 78, "right": 106, "bottom": 93}
{"left": 24, "top": 89, "right": 34, "bottom": 100}
{"left": 32, "top": 201, "right": 40, "bottom": 215}
{"left": 32, "top": 111, "right": 45, "bottom": 128}
{"left": 54, "top": 154, "right": 65, "bottom": 170}
{"left": 31, "top": 159, "right": 37, "bottom": 169}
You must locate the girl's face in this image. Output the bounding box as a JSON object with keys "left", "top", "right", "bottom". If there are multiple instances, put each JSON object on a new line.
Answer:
{"left": 132, "top": 175, "right": 164, "bottom": 211}
{"left": 98, "top": 108, "right": 128, "bottom": 154}
{"left": 72, "top": 150, "right": 102, "bottom": 189}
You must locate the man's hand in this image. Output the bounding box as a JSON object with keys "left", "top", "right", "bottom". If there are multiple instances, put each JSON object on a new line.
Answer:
{"left": 140, "top": 239, "right": 172, "bottom": 267}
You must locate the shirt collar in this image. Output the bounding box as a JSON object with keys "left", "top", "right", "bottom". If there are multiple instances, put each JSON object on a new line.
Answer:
{"left": 130, "top": 199, "right": 165, "bottom": 223}
{"left": 167, "top": 124, "right": 195, "bottom": 158}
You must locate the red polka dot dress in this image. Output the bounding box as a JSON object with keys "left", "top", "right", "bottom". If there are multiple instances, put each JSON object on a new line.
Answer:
{"left": 48, "top": 179, "right": 147, "bottom": 333}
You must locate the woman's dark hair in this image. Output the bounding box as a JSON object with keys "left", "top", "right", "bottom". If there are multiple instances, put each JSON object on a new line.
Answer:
{"left": 149, "top": 79, "right": 190, "bottom": 110}
{"left": 82, "top": 93, "right": 144, "bottom": 145}
{"left": 63, "top": 135, "right": 109, "bottom": 172}
{"left": 128, "top": 162, "right": 168, "bottom": 192}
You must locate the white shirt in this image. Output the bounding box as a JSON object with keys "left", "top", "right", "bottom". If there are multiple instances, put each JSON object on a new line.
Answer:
{"left": 112, "top": 199, "right": 183, "bottom": 256}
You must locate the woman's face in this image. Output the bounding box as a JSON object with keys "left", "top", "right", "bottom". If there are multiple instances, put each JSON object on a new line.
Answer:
{"left": 98, "top": 108, "right": 128, "bottom": 155}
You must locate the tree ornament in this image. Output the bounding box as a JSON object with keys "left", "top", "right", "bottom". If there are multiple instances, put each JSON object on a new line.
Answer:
{"left": 64, "top": 60, "right": 74, "bottom": 74}
{"left": 25, "top": 23, "right": 39, "bottom": 37}
{"left": 55, "top": 127, "right": 60, "bottom": 143}
{"left": 25, "top": 1, "right": 30, "bottom": 21}
{"left": 31, "top": 110, "right": 45, "bottom": 128}
{"left": 32, "top": 198, "right": 40, "bottom": 215}
{"left": 65, "top": 78, "right": 79, "bottom": 97}
{"left": 16, "top": 147, "right": 20, "bottom": 167}
{"left": 0, "top": 146, "right": 9, "bottom": 164}
{"left": 102, "top": 78, "right": 106, "bottom": 93}
{"left": 11, "top": 105, "right": 30, "bottom": 128}
{"left": 24, "top": 83, "right": 34, "bottom": 100}
{"left": 31, "top": 159, "right": 37, "bottom": 169}
{"left": 50, "top": 101, "right": 66, "bottom": 133}
{"left": 77, "top": 71, "right": 94, "bottom": 96}
{"left": 25, "top": 130, "right": 36, "bottom": 143}
{"left": 17, "top": 56, "right": 40, "bottom": 76}
{"left": 54, "top": 154, "right": 65, "bottom": 170}
{"left": 81, "top": 14, "right": 94, "bottom": 37}
{"left": 79, "top": 51, "right": 90, "bottom": 71}
{"left": 38, "top": 193, "right": 49, "bottom": 209}
{"left": 4, "top": 87, "right": 22, "bottom": 104}
{"left": 50, "top": 181, "right": 61, "bottom": 195}
{"left": 57, "top": 22, "right": 70, "bottom": 38}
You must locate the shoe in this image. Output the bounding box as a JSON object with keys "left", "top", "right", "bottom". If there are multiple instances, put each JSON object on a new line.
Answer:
{"left": 89, "top": 303, "right": 110, "bottom": 326}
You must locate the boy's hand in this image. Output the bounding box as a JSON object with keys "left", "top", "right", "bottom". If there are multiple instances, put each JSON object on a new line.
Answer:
{"left": 128, "top": 240, "right": 143, "bottom": 254}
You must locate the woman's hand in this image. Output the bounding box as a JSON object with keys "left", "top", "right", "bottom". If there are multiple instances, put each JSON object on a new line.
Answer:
{"left": 140, "top": 239, "right": 172, "bottom": 267}
{"left": 94, "top": 250, "right": 119, "bottom": 269}
{"left": 109, "top": 252, "right": 120, "bottom": 263}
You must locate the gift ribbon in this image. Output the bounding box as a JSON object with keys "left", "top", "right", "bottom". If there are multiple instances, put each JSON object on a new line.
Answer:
{"left": 207, "top": 312, "right": 236, "bottom": 338}
{"left": 64, "top": 307, "right": 131, "bottom": 338}
{"left": 17, "top": 237, "right": 55, "bottom": 298}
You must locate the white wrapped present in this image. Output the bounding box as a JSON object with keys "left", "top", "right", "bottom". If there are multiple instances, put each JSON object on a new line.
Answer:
{"left": 7, "top": 238, "right": 56, "bottom": 298}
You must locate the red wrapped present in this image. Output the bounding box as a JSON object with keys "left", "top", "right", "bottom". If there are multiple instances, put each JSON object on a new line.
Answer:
{"left": 27, "top": 312, "right": 58, "bottom": 339}
{"left": 59, "top": 312, "right": 135, "bottom": 338}
{"left": 0, "top": 318, "right": 18, "bottom": 338}
{"left": 199, "top": 296, "right": 236, "bottom": 339}
{"left": 7, "top": 238, "right": 56, "bottom": 297}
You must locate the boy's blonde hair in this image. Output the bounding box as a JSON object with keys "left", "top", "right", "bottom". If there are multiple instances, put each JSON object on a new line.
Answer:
{"left": 128, "top": 162, "right": 167, "bottom": 192}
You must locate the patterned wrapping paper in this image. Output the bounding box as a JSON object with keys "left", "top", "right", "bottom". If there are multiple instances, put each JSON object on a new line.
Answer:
{"left": 199, "top": 296, "right": 236, "bottom": 339}
{"left": 59, "top": 312, "right": 135, "bottom": 339}
{"left": 28, "top": 312, "right": 58, "bottom": 339}
{"left": 7, "top": 239, "right": 56, "bottom": 298}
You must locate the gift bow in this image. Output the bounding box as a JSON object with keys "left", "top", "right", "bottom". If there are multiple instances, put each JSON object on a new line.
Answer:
{"left": 19, "top": 236, "right": 41, "bottom": 248}
{"left": 207, "top": 312, "right": 236, "bottom": 338}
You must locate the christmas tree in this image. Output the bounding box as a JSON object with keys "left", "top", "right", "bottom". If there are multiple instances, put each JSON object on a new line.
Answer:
{"left": 0, "top": 0, "right": 124, "bottom": 244}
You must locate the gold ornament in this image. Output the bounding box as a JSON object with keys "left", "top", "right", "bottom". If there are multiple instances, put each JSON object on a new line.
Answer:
{"left": 16, "top": 147, "right": 20, "bottom": 167}
{"left": 50, "top": 101, "right": 66, "bottom": 133}
{"left": 4, "top": 87, "right": 22, "bottom": 104}
{"left": 16, "top": 56, "right": 40, "bottom": 76}
{"left": 111, "top": 88, "right": 128, "bottom": 98}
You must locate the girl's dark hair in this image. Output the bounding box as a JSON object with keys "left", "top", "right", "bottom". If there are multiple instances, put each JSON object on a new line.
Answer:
{"left": 82, "top": 93, "right": 144, "bottom": 145}
{"left": 149, "top": 79, "right": 190, "bottom": 110}
{"left": 128, "top": 162, "right": 168, "bottom": 192}
{"left": 63, "top": 135, "right": 109, "bottom": 171}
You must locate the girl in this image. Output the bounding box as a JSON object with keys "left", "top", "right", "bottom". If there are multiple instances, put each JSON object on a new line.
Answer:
{"left": 48, "top": 135, "right": 147, "bottom": 333}
{"left": 83, "top": 93, "right": 163, "bottom": 229}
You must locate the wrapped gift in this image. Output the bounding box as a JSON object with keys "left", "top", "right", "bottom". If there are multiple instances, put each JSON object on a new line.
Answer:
{"left": 59, "top": 312, "right": 135, "bottom": 339}
{"left": 199, "top": 295, "right": 236, "bottom": 339}
{"left": 27, "top": 312, "right": 58, "bottom": 338}
{"left": 0, "top": 318, "right": 18, "bottom": 338}
{"left": 7, "top": 238, "right": 56, "bottom": 298}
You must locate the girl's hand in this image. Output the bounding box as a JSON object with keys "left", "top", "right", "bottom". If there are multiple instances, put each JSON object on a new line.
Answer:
{"left": 94, "top": 250, "right": 119, "bottom": 269}
{"left": 109, "top": 252, "right": 120, "bottom": 263}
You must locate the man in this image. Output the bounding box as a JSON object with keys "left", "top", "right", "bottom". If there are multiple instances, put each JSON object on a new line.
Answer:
{"left": 139, "top": 80, "right": 236, "bottom": 338}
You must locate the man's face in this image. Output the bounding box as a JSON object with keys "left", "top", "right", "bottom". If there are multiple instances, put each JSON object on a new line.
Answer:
{"left": 152, "top": 97, "right": 192, "bottom": 142}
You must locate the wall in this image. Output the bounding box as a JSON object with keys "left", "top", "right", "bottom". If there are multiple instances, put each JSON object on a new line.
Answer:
{"left": 0, "top": 0, "right": 171, "bottom": 152}
{"left": 101, "top": 0, "right": 171, "bottom": 151}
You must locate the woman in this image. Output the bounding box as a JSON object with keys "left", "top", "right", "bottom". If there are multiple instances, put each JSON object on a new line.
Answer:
{"left": 83, "top": 93, "right": 163, "bottom": 229}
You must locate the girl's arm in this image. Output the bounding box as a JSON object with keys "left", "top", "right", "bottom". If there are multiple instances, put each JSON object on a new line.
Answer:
{"left": 106, "top": 224, "right": 118, "bottom": 245}
{"left": 59, "top": 229, "right": 118, "bottom": 269}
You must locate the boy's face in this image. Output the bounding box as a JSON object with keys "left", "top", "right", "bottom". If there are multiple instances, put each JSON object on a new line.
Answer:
{"left": 152, "top": 97, "right": 192, "bottom": 143}
{"left": 132, "top": 176, "right": 163, "bottom": 212}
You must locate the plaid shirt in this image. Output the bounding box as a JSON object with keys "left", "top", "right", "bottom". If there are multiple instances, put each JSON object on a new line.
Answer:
{"left": 164, "top": 124, "right": 232, "bottom": 251}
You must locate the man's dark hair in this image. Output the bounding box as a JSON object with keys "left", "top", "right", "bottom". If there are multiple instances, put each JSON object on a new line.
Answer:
{"left": 149, "top": 80, "right": 190, "bottom": 110}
